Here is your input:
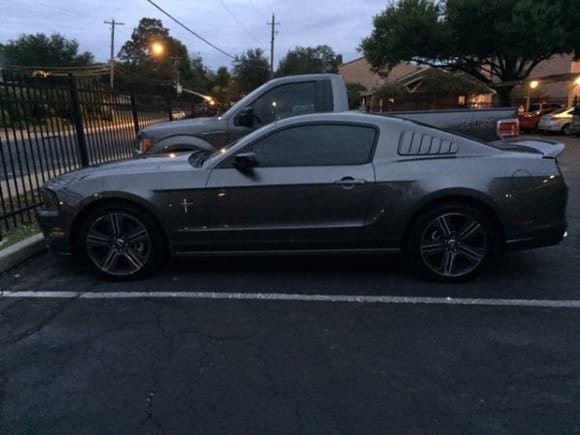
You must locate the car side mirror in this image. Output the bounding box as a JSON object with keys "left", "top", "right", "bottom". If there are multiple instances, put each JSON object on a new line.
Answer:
{"left": 236, "top": 106, "right": 255, "bottom": 128}
{"left": 233, "top": 152, "right": 258, "bottom": 171}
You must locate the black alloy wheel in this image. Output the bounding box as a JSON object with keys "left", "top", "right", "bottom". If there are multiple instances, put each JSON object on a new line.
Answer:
{"left": 79, "top": 204, "right": 165, "bottom": 280}
{"left": 408, "top": 203, "right": 496, "bottom": 282}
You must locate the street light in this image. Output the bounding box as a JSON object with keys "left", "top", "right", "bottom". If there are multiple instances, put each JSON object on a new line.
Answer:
{"left": 526, "top": 80, "right": 539, "bottom": 111}
{"left": 151, "top": 42, "right": 164, "bottom": 57}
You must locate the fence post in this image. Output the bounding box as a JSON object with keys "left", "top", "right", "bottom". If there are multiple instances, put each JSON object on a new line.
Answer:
{"left": 68, "top": 74, "right": 89, "bottom": 167}
{"left": 130, "top": 91, "right": 139, "bottom": 135}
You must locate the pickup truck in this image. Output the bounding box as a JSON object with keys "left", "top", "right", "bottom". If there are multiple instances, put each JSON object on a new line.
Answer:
{"left": 135, "top": 73, "right": 518, "bottom": 155}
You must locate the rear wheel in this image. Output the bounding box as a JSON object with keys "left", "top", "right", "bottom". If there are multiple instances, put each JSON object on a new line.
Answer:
{"left": 407, "top": 203, "right": 496, "bottom": 282}
{"left": 78, "top": 204, "right": 165, "bottom": 280}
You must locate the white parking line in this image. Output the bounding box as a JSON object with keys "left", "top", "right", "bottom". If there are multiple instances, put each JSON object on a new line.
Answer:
{"left": 1, "top": 290, "right": 580, "bottom": 308}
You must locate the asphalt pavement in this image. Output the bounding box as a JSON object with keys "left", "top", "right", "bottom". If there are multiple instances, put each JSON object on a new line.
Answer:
{"left": 0, "top": 134, "right": 579, "bottom": 434}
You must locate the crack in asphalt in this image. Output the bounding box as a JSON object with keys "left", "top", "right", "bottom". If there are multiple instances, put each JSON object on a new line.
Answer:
{"left": 0, "top": 296, "right": 78, "bottom": 347}
{"left": 138, "top": 312, "right": 172, "bottom": 435}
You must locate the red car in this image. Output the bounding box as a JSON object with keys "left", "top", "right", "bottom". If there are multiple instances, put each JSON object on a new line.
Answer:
{"left": 518, "top": 103, "right": 562, "bottom": 132}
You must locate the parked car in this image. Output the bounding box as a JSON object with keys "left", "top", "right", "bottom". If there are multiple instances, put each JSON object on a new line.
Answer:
{"left": 37, "top": 112, "right": 568, "bottom": 282}
{"left": 518, "top": 103, "right": 561, "bottom": 132}
{"left": 569, "top": 104, "right": 580, "bottom": 136}
{"left": 537, "top": 106, "right": 574, "bottom": 134}
{"left": 171, "top": 109, "right": 187, "bottom": 120}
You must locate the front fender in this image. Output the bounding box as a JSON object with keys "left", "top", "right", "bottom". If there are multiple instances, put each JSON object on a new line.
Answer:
{"left": 150, "top": 135, "right": 216, "bottom": 154}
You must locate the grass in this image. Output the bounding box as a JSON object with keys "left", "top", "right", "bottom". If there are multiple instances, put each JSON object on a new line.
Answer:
{"left": 0, "top": 222, "right": 41, "bottom": 251}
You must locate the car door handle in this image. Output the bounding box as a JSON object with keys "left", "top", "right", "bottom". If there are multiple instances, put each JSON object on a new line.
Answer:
{"left": 334, "top": 177, "right": 367, "bottom": 189}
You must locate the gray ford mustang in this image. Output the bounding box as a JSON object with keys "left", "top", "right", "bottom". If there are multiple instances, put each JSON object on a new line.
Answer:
{"left": 37, "top": 112, "right": 568, "bottom": 282}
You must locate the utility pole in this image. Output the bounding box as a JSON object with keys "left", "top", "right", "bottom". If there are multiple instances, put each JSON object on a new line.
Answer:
{"left": 267, "top": 14, "right": 280, "bottom": 79}
{"left": 104, "top": 18, "right": 124, "bottom": 90}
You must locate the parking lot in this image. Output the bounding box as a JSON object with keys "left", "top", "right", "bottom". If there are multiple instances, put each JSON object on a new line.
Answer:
{"left": 1, "top": 134, "right": 580, "bottom": 434}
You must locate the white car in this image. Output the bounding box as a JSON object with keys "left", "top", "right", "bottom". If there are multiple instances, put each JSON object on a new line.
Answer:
{"left": 171, "top": 109, "right": 187, "bottom": 120}
{"left": 537, "top": 107, "right": 574, "bottom": 134}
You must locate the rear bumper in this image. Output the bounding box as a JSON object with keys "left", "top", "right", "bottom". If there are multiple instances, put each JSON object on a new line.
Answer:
{"left": 504, "top": 223, "right": 568, "bottom": 251}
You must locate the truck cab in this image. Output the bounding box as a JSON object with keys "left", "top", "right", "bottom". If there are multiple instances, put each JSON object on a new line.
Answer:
{"left": 136, "top": 74, "right": 349, "bottom": 155}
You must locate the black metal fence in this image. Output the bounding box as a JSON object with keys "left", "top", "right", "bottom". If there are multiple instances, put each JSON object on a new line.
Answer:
{"left": 0, "top": 70, "right": 186, "bottom": 236}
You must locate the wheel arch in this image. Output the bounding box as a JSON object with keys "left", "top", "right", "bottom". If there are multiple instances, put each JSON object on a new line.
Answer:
{"left": 69, "top": 194, "right": 171, "bottom": 256}
{"left": 401, "top": 192, "right": 506, "bottom": 251}
{"left": 153, "top": 135, "right": 216, "bottom": 154}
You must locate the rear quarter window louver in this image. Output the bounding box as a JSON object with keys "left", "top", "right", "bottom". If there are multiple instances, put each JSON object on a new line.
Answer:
{"left": 397, "top": 131, "right": 459, "bottom": 156}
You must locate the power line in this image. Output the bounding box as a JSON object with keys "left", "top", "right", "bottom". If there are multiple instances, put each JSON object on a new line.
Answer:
{"left": 219, "top": 0, "right": 263, "bottom": 46}
{"left": 245, "top": 0, "right": 268, "bottom": 21}
{"left": 264, "top": 0, "right": 275, "bottom": 15}
{"left": 145, "top": 0, "right": 236, "bottom": 60}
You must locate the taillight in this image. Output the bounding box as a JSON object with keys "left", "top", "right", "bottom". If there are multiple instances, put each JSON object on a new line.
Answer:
{"left": 497, "top": 118, "right": 520, "bottom": 138}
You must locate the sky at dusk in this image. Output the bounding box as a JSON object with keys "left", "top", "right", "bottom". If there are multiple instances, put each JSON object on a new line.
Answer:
{"left": 0, "top": 0, "right": 388, "bottom": 70}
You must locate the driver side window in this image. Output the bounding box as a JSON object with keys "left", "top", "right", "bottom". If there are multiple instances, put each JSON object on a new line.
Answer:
{"left": 252, "top": 82, "right": 316, "bottom": 125}
{"left": 251, "top": 124, "right": 377, "bottom": 167}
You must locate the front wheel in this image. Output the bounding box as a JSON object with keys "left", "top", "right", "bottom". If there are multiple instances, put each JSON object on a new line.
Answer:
{"left": 78, "top": 204, "right": 165, "bottom": 280}
{"left": 407, "top": 203, "right": 497, "bottom": 282}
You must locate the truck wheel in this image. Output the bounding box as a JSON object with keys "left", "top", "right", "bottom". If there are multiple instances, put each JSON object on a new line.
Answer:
{"left": 79, "top": 204, "right": 165, "bottom": 280}
{"left": 407, "top": 203, "right": 496, "bottom": 282}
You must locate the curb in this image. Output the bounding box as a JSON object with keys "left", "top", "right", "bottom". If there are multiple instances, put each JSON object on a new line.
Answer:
{"left": 0, "top": 234, "right": 46, "bottom": 273}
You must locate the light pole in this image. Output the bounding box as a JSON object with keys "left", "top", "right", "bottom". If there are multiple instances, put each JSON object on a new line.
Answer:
{"left": 170, "top": 56, "right": 182, "bottom": 95}
{"left": 526, "top": 80, "right": 539, "bottom": 112}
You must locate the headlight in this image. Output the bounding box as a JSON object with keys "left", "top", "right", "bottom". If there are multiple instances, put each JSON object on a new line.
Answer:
{"left": 41, "top": 188, "right": 60, "bottom": 210}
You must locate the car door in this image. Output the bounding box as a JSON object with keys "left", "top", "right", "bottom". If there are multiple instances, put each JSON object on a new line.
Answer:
{"left": 206, "top": 122, "right": 378, "bottom": 249}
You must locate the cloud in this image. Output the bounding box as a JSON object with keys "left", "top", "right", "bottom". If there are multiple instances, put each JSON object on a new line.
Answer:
{"left": 0, "top": 0, "right": 386, "bottom": 70}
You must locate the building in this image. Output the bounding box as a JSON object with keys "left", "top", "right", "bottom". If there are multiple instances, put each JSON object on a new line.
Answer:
{"left": 339, "top": 57, "right": 492, "bottom": 111}
{"left": 513, "top": 54, "right": 580, "bottom": 108}
{"left": 340, "top": 55, "right": 580, "bottom": 110}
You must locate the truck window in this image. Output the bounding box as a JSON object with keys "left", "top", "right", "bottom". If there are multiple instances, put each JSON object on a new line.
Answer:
{"left": 252, "top": 82, "right": 316, "bottom": 125}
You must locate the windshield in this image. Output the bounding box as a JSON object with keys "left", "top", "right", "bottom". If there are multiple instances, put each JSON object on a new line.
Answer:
{"left": 187, "top": 149, "right": 211, "bottom": 168}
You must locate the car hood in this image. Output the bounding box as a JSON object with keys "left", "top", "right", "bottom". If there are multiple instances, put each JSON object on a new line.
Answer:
{"left": 139, "top": 116, "right": 226, "bottom": 139}
{"left": 46, "top": 154, "right": 194, "bottom": 187}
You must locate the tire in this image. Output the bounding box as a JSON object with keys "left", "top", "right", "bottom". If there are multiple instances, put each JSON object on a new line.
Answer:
{"left": 562, "top": 124, "right": 571, "bottom": 135}
{"left": 78, "top": 203, "right": 166, "bottom": 281}
{"left": 407, "top": 202, "right": 497, "bottom": 283}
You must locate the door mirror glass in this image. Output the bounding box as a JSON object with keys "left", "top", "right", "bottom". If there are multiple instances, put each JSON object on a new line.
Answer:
{"left": 233, "top": 152, "right": 259, "bottom": 171}
{"left": 235, "top": 106, "right": 255, "bottom": 128}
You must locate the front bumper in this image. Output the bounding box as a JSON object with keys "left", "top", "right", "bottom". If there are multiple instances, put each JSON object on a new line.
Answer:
{"left": 36, "top": 209, "right": 72, "bottom": 256}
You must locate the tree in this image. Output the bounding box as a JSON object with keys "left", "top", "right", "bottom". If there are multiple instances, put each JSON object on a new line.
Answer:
{"left": 346, "top": 83, "right": 367, "bottom": 109}
{"left": 232, "top": 48, "right": 270, "bottom": 95}
{"left": 360, "top": 0, "right": 580, "bottom": 106}
{"left": 118, "top": 18, "right": 209, "bottom": 91}
{"left": 276, "top": 45, "right": 342, "bottom": 76}
{"left": 0, "top": 33, "right": 93, "bottom": 67}
{"left": 207, "top": 66, "right": 234, "bottom": 107}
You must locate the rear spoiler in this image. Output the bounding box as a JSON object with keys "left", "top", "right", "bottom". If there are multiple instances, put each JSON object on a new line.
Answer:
{"left": 515, "top": 139, "right": 565, "bottom": 158}
{"left": 492, "top": 139, "right": 566, "bottom": 158}
{"left": 497, "top": 118, "right": 519, "bottom": 138}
